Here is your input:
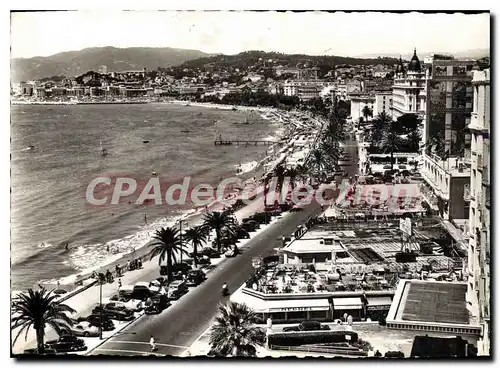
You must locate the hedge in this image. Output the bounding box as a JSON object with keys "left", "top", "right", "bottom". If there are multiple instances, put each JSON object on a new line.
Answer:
{"left": 268, "top": 330, "right": 359, "bottom": 346}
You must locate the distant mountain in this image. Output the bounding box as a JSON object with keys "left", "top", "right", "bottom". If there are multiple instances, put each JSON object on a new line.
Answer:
{"left": 353, "top": 48, "right": 490, "bottom": 61}
{"left": 178, "top": 50, "right": 399, "bottom": 75}
{"left": 11, "top": 46, "right": 212, "bottom": 82}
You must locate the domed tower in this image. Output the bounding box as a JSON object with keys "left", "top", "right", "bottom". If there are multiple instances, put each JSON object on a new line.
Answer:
{"left": 407, "top": 48, "right": 422, "bottom": 74}
{"left": 395, "top": 56, "right": 406, "bottom": 78}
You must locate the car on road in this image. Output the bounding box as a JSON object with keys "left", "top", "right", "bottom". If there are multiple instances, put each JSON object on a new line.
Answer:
{"left": 69, "top": 321, "right": 100, "bottom": 337}
{"left": 235, "top": 227, "right": 250, "bottom": 239}
{"left": 224, "top": 246, "right": 238, "bottom": 258}
{"left": 282, "top": 320, "right": 331, "bottom": 332}
{"left": 185, "top": 269, "right": 206, "bottom": 286}
{"left": 167, "top": 280, "right": 188, "bottom": 300}
{"left": 45, "top": 335, "right": 87, "bottom": 353}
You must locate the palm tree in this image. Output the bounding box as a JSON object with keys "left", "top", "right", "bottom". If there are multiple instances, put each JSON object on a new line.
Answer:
{"left": 183, "top": 225, "right": 209, "bottom": 268}
{"left": 371, "top": 111, "right": 392, "bottom": 146}
{"left": 405, "top": 129, "right": 422, "bottom": 153}
{"left": 378, "top": 124, "right": 405, "bottom": 172}
{"left": 285, "top": 166, "right": 300, "bottom": 190}
{"left": 310, "top": 148, "right": 331, "bottom": 180}
{"left": 209, "top": 302, "right": 266, "bottom": 357}
{"left": 361, "top": 105, "right": 373, "bottom": 122}
{"left": 203, "top": 211, "right": 237, "bottom": 253}
{"left": 11, "top": 288, "right": 76, "bottom": 354}
{"left": 149, "top": 227, "right": 188, "bottom": 283}
{"left": 272, "top": 163, "right": 287, "bottom": 195}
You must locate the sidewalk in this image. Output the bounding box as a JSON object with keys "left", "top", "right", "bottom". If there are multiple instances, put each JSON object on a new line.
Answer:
{"left": 11, "top": 198, "right": 280, "bottom": 355}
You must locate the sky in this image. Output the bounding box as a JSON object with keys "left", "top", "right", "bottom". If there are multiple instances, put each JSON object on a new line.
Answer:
{"left": 11, "top": 11, "right": 490, "bottom": 59}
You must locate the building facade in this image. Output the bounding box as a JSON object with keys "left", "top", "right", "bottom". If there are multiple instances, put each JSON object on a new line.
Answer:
{"left": 373, "top": 91, "right": 393, "bottom": 117}
{"left": 349, "top": 93, "right": 375, "bottom": 121}
{"left": 391, "top": 50, "right": 427, "bottom": 123}
{"left": 419, "top": 55, "right": 476, "bottom": 221}
{"left": 466, "top": 69, "right": 490, "bottom": 356}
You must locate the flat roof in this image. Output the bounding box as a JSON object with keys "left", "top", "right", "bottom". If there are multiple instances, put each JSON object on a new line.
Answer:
{"left": 389, "top": 280, "right": 471, "bottom": 326}
{"left": 285, "top": 238, "right": 346, "bottom": 254}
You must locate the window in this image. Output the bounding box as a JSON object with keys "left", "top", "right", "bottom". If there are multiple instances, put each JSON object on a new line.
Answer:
{"left": 286, "top": 311, "right": 308, "bottom": 321}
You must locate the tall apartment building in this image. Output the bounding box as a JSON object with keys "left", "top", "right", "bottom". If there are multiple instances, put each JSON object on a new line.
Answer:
{"left": 391, "top": 50, "right": 427, "bottom": 122}
{"left": 419, "top": 55, "right": 476, "bottom": 221}
{"left": 373, "top": 90, "right": 393, "bottom": 117}
{"left": 466, "top": 69, "right": 490, "bottom": 356}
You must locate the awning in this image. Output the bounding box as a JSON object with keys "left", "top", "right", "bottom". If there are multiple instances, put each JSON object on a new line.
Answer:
{"left": 333, "top": 297, "right": 362, "bottom": 310}
{"left": 367, "top": 297, "right": 392, "bottom": 308}
{"left": 257, "top": 298, "right": 330, "bottom": 313}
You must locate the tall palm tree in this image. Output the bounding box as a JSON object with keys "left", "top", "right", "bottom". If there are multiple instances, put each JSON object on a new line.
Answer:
{"left": 378, "top": 125, "right": 405, "bottom": 172}
{"left": 203, "top": 211, "right": 237, "bottom": 253}
{"left": 149, "top": 227, "right": 188, "bottom": 283}
{"left": 183, "top": 225, "right": 209, "bottom": 268}
{"left": 209, "top": 302, "right": 266, "bottom": 357}
{"left": 310, "top": 148, "right": 331, "bottom": 180}
{"left": 362, "top": 105, "right": 373, "bottom": 122}
{"left": 11, "top": 288, "right": 76, "bottom": 354}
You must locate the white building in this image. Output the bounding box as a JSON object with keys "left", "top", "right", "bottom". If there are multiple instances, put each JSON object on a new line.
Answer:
{"left": 466, "top": 69, "right": 490, "bottom": 356}
{"left": 373, "top": 91, "right": 393, "bottom": 117}
{"left": 349, "top": 93, "right": 375, "bottom": 121}
{"left": 391, "top": 49, "right": 427, "bottom": 121}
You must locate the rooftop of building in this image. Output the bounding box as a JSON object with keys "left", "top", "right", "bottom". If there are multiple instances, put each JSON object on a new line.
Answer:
{"left": 388, "top": 280, "right": 474, "bottom": 328}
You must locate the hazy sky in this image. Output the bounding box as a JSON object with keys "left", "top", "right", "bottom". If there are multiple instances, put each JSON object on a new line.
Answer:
{"left": 11, "top": 11, "right": 490, "bottom": 59}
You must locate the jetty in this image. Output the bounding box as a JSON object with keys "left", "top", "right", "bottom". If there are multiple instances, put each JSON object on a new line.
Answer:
{"left": 214, "top": 140, "right": 276, "bottom": 146}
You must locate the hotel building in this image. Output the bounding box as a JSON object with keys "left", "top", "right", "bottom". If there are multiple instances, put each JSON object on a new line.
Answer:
{"left": 465, "top": 69, "right": 490, "bottom": 356}
{"left": 391, "top": 50, "right": 427, "bottom": 123}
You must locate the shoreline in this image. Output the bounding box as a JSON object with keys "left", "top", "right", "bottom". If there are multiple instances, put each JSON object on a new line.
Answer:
{"left": 22, "top": 106, "right": 321, "bottom": 293}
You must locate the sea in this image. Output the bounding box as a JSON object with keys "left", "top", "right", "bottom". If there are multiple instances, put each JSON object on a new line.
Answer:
{"left": 10, "top": 103, "right": 282, "bottom": 291}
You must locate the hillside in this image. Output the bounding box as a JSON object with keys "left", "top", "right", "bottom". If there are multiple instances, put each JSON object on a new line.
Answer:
{"left": 178, "top": 50, "right": 400, "bottom": 75}
{"left": 11, "top": 46, "right": 211, "bottom": 82}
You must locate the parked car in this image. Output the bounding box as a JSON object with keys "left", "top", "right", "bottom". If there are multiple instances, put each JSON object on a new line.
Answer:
{"left": 241, "top": 221, "right": 258, "bottom": 232}
{"left": 84, "top": 315, "right": 115, "bottom": 331}
{"left": 185, "top": 269, "right": 206, "bottom": 286}
{"left": 69, "top": 321, "right": 100, "bottom": 337}
{"left": 235, "top": 227, "right": 250, "bottom": 239}
{"left": 46, "top": 335, "right": 86, "bottom": 353}
{"left": 130, "top": 282, "right": 152, "bottom": 300}
{"left": 167, "top": 280, "right": 188, "bottom": 300}
{"left": 283, "top": 320, "right": 331, "bottom": 332}
{"left": 91, "top": 305, "right": 135, "bottom": 321}
{"left": 144, "top": 295, "right": 170, "bottom": 315}
{"left": 103, "top": 297, "right": 143, "bottom": 312}
{"left": 160, "top": 262, "right": 191, "bottom": 277}
{"left": 198, "top": 247, "right": 220, "bottom": 258}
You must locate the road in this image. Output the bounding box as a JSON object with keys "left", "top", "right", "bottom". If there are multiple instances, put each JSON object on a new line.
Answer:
{"left": 90, "top": 202, "right": 322, "bottom": 356}
{"left": 89, "top": 134, "right": 358, "bottom": 357}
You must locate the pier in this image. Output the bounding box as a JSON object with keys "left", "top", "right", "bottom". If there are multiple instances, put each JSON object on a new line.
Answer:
{"left": 214, "top": 140, "right": 276, "bottom": 146}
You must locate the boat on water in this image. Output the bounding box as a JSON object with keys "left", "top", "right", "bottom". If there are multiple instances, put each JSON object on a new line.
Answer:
{"left": 152, "top": 171, "right": 158, "bottom": 177}
{"left": 24, "top": 145, "right": 35, "bottom": 151}
{"left": 143, "top": 140, "right": 150, "bottom": 144}
{"left": 232, "top": 106, "right": 238, "bottom": 111}
{"left": 181, "top": 129, "right": 191, "bottom": 133}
